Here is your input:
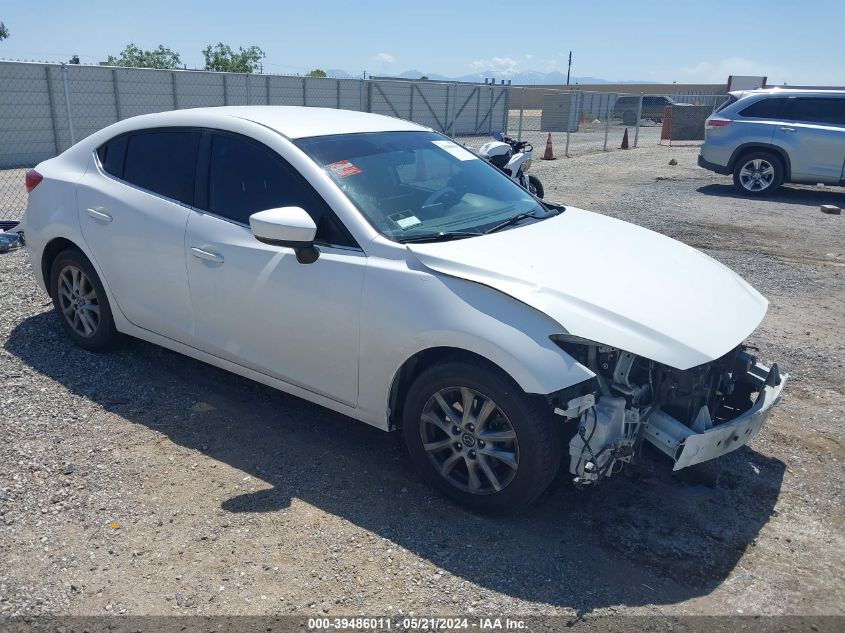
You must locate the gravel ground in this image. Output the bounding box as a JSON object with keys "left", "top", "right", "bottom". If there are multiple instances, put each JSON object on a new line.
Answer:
{"left": 0, "top": 145, "right": 843, "bottom": 619}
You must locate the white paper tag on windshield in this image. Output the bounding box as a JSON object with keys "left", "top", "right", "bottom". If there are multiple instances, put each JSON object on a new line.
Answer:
{"left": 396, "top": 214, "right": 422, "bottom": 229}
{"left": 431, "top": 140, "right": 478, "bottom": 161}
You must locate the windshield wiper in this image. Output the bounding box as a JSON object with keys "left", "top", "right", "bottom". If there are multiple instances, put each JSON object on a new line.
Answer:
{"left": 397, "top": 231, "right": 482, "bottom": 244}
{"left": 483, "top": 211, "right": 538, "bottom": 234}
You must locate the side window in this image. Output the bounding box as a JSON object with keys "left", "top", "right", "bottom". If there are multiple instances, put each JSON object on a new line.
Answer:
{"left": 122, "top": 129, "right": 201, "bottom": 205}
{"left": 784, "top": 98, "right": 845, "bottom": 126}
{"left": 96, "top": 135, "right": 128, "bottom": 178}
{"left": 739, "top": 98, "right": 785, "bottom": 119}
{"left": 207, "top": 133, "right": 355, "bottom": 247}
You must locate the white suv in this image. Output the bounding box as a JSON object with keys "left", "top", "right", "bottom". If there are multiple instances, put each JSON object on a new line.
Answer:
{"left": 19, "top": 106, "right": 785, "bottom": 512}
{"left": 699, "top": 88, "right": 845, "bottom": 195}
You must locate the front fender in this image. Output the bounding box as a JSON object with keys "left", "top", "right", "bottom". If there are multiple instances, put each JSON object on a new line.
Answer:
{"left": 356, "top": 259, "right": 594, "bottom": 429}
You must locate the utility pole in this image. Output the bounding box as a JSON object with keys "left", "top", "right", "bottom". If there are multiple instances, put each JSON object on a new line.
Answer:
{"left": 566, "top": 51, "right": 572, "bottom": 86}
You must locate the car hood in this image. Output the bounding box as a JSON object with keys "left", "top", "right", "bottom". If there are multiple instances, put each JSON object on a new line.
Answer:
{"left": 406, "top": 207, "right": 768, "bottom": 370}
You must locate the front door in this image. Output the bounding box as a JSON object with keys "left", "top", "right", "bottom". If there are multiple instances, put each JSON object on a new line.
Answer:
{"left": 773, "top": 96, "right": 845, "bottom": 184}
{"left": 185, "top": 131, "right": 365, "bottom": 406}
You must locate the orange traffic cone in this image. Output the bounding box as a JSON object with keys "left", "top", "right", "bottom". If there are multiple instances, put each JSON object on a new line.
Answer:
{"left": 542, "top": 133, "right": 555, "bottom": 160}
{"left": 620, "top": 128, "right": 630, "bottom": 150}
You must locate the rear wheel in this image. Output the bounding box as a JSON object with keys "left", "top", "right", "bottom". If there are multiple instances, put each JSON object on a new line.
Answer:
{"left": 732, "top": 151, "right": 783, "bottom": 195}
{"left": 49, "top": 248, "right": 118, "bottom": 351}
{"left": 402, "top": 361, "right": 563, "bottom": 513}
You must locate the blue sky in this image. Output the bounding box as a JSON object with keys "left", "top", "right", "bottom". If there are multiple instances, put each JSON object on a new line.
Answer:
{"left": 1, "top": 0, "right": 842, "bottom": 85}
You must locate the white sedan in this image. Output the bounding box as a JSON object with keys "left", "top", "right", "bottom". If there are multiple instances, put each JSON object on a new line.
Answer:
{"left": 18, "top": 106, "right": 785, "bottom": 512}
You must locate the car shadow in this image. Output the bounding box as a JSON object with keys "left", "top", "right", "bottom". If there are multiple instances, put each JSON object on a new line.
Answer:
{"left": 5, "top": 311, "right": 786, "bottom": 614}
{"left": 697, "top": 183, "right": 845, "bottom": 206}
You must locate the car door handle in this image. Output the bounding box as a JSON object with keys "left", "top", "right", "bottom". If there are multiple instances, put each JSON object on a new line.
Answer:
{"left": 86, "top": 207, "right": 112, "bottom": 223}
{"left": 779, "top": 126, "right": 797, "bottom": 133}
{"left": 190, "top": 246, "right": 224, "bottom": 264}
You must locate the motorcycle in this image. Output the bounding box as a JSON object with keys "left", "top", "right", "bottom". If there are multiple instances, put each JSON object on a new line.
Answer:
{"left": 477, "top": 133, "right": 544, "bottom": 198}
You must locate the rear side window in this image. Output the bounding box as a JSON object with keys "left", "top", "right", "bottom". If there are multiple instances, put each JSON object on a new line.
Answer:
{"left": 784, "top": 98, "right": 845, "bottom": 125}
{"left": 96, "top": 136, "right": 128, "bottom": 178}
{"left": 121, "top": 129, "right": 201, "bottom": 205}
{"left": 739, "top": 98, "right": 785, "bottom": 119}
{"left": 206, "top": 132, "right": 355, "bottom": 247}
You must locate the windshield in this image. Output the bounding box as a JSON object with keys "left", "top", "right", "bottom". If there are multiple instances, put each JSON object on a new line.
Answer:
{"left": 295, "top": 131, "right": 553, "bottom": 242}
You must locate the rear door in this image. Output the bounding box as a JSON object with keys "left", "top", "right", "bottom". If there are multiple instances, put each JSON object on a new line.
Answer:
{"left": 772, "top": 96, "right": 845, "bottom": 184}
{"left": 77, "top": 128, "right": 200, "bottom": 340}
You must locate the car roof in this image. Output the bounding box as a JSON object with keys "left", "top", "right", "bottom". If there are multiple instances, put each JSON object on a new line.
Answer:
{"left": 116, "top": 106, "right": 429, "bottom": 139}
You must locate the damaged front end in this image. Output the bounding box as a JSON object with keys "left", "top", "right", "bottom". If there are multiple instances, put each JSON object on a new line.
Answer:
{"left": 550, "top": 335, "right": 787, "bottom": 485}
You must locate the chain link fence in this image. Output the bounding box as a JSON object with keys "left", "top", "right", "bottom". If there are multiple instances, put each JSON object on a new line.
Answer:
{"left": 498, "top": 87, "right": 727, "bottom": 159}
{"left": 0, "top": 59, "right": 725, "bottom": 223}
{"left": 0, "top": 62, "right": 508, "bottom": 222}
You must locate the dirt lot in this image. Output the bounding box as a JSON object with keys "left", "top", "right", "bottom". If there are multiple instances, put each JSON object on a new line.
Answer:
{"left": 0, "top": 144, "right": 843, "bottom": 620}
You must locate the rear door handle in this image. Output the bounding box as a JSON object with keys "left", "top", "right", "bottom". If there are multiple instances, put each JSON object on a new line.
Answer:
{"left": 190, "top": 246, "right": 224, "bottom": 264}
{"left": 779, "top": 126, "right": 797, "bottom": 133}
{"left": 86, "top": 207, "right": 112, "bottom": 223}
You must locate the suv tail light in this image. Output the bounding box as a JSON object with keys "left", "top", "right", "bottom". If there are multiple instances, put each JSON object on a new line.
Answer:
{"left": 25, "top": 169, "right": 43, "bottom": 193}
{"left": 707, "top": 118, "right": 732, "bottom": 127}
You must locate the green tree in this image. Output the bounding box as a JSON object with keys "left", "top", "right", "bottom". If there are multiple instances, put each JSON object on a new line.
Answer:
{"left": 306, "top": 69, "right": 327, "bottom": 78}
{"left": 0, "top": 22, "right": 9, "bottom": 41}
{"left": 107, "top": 43, "right": 181, "bottom": 69}
{"left": 420, "top": 75, "right": 429, "bottom": 80}
{"left": 202, "top": 43, "right": 265, "bottom": 73}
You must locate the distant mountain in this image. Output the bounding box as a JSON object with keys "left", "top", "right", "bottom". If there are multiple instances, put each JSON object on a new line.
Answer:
{"left": 325, "top": 68, "right": 659, "bottom": 85}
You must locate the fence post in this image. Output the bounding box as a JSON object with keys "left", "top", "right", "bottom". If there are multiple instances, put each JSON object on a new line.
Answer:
{"left": 60, "top": 63, "right": 76, "bottom": 146}
{"left": 246, "top": 73, "right": 251, "bottom": 105}
{"left": 303, "top": 77, "right": 307, "bottom": 106}
{"left": 112, "top": 68, "right": 122, "bottom": 121}
{"left": 266, "top": 75, "right": 271, "bottom": 105}
{"left": 603, "top": 93, "right": 612, "bottom": 151}
{"left": 171, "top": 71, "right": 179, "bottom": 109}
{"left": 444, "top": 84, "right": 450, "bottom": 134}
{"left": 450, "top": 83, "right": 458, "bottom": 137}
{"left": 46, "top": 66, "right": 60, "bottom": 155}
{"left": 634, "top": 94, "right": 643, "bottom": 147}
{"left": 367, "top": 79, "right": 373, "bottom": 113}
{"left": 517, "top": 87, "right": 525, "bottom": 141}
{"left": 337, "top": 79, "right": 341, "bottom": 109}
{"left": 409, "top": 83, "right": 415, "bottom": 122}
{"left": 223, "top": 75, "right": 229, "bottom": 105}
{"left": 488, "top": 86, "right": 494, "bottom": 135}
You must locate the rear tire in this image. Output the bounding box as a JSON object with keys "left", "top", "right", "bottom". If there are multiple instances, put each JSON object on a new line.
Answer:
{"left": 528, "top": 175, "right": 545, "bottom": 199}
{"left": 732, "top": 151, "right": 783, "bottom": 195}
{"left": 49, "top": 248, "right": 118, "bottom": 351}
{"left": 402, "top": 361, "right": 563, "bottom": 513}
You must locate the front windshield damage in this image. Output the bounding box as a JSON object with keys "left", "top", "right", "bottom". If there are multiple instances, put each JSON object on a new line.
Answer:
{"left": 295, "top": 131, "right": 561, "bottom": 243}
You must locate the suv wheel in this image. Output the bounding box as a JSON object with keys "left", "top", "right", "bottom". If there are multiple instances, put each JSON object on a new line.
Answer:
{"left": 732, "top": 151, "right": 783, "bottom": 195}
{"left": 50, "top": 248, "right": 118, "bottom": 351}
{"left": 402, "top": 361, "right": 563, "bottom": 513}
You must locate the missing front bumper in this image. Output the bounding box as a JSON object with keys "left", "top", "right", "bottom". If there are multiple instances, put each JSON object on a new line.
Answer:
{"left": 644, "top": 361, "right": 787, "bottom": 470}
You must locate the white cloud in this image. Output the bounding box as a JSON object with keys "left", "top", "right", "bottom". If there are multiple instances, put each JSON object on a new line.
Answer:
{"left": 678, "top": 57, "right": 770, "bottom": 84}
{"left": 524, "top": 53, "right": 534, "bottom": 60}
{"left": 543, "top": 58, "right": 558, "bottom": 72}
{"left": 468, "top": 57, "right": 519, "bottom": 75}
{"left": 373, "top": 52, "right": 395, "bottom": 65}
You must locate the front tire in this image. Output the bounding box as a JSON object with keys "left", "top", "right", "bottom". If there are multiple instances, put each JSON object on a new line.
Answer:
{"left": 50, "top": 248, "right": 118, "bottom": 351}
{"left": 402, "top": 361, "right": 563, "bottom": 513}
{"left": 732, "top": 151, "right": 783, "bottom": 195}
{"left": 528, "top": 175, "right": 545, "bottom": 199}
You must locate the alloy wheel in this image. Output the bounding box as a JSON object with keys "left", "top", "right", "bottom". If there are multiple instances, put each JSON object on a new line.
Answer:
{"left": 739, "top": 158, "right": 775, "bottom": 192}
{"left": 419, "top": 386, "right": 519, "bottom": 495}
{"left": 57, "top": 264, "right": 100, "bottom": 338}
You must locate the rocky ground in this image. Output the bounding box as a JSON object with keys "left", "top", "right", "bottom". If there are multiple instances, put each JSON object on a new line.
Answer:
{"left": 0, "top": 144, "right": 843, "bottom": 620}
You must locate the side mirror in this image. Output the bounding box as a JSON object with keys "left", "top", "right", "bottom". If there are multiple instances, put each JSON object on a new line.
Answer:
{"left": 249, "top": 207, "right": 320, "bottom": 264}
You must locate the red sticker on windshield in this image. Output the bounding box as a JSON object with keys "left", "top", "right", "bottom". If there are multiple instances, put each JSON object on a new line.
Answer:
{"left": 327, "top": 160, "right": 362, "bottom": 178}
